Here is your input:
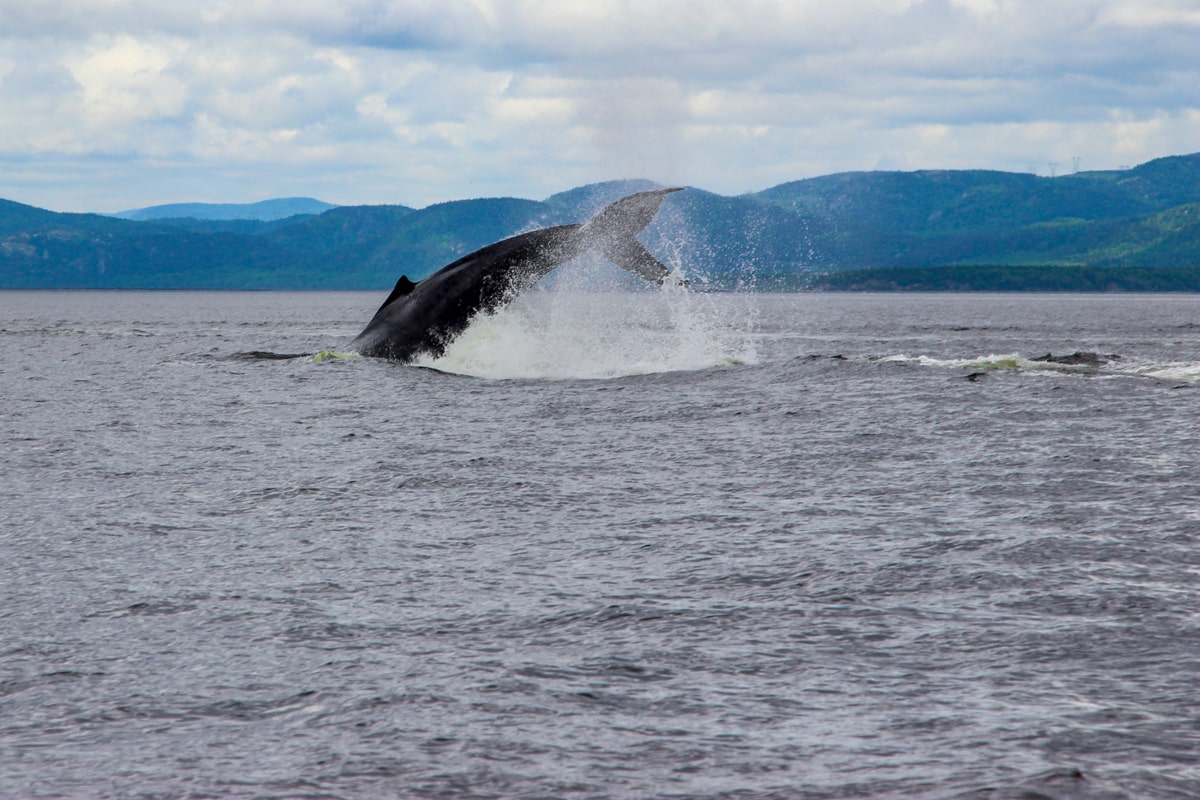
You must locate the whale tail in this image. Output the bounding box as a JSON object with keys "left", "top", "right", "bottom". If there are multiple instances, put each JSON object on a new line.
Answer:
{"left": 579, "top": 187, "right": 683, "bottom": 283}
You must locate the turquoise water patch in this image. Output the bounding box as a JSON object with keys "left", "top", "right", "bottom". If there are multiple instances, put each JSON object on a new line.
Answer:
{"left": 312, "top": 350, "right": 359, "bottom": 363}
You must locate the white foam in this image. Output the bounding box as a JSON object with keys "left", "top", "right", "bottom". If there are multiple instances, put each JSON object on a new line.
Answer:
{"left": 875, "top": 353, "right": 1038, "bottom": 371}
{"left": 876, "top": 352, "right": 1200, "bottom": 383}
{"left": 1134, "top": 361, "right": 1200, "bottom": 383}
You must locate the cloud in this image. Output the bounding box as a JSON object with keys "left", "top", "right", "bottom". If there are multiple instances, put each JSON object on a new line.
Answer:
{"left": 0, "top": 0, "right": 1197, "bottom": 211}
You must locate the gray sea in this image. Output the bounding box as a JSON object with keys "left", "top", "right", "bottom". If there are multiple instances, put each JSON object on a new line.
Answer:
{"left": 2, "top": 288, "right": 1197, "bottom": 800}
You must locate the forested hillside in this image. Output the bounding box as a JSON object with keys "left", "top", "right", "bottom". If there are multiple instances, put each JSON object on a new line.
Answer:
{"left": 2, "top": 154, "right": 1197, "bottom": 290}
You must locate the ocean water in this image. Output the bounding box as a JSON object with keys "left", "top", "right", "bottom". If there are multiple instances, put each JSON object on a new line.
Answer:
{"left": 1, "top": 288, "right": 1197, "bottom": 800}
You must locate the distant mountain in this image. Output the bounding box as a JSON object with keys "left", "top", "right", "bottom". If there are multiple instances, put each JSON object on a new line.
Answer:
{"left": 113, "top": 197, "right": 338, "bottom": 222}
{"left": 2, "top": 156, "right": 1197, "bottom": 291}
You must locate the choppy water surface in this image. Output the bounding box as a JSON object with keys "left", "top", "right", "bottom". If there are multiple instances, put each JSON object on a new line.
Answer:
{"left": 2, "top": 289, "right": 1197, "bottom": 800}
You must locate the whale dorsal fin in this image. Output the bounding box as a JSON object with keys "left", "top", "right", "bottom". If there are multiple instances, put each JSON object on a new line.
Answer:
{"left": 376, "top": 275, "right": 417, "bottom": 314}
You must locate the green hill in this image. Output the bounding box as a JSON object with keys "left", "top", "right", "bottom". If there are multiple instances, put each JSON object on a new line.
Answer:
{"left": 755, "top": 154, "right": 1200, "bottom": 235}
{"left": 2, "top": 154, "right": 1198, "bottom": 291}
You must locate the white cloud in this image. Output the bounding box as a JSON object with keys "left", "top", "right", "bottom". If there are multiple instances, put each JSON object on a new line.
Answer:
{"left": 0, "top": 0, "right": 1196, "bottom": 211}
{"left": 66, "top": 35, "right": 188, "bottom": 131}
{"left": 1098, "top": 0, "right": 1200, "bottom": 27}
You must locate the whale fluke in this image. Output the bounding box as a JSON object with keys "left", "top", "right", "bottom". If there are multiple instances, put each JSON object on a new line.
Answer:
{"left": 581, "top": 188, "right": 681, "bottom": 283}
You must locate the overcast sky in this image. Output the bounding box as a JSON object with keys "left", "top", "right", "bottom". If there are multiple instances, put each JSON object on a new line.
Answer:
{"left": 1, "top": 0, "right": 1197, "bottom": 212}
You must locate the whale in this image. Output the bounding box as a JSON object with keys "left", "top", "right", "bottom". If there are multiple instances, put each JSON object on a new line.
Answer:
{"left": 348, "top": 187, "right": 683, "bottom": 361}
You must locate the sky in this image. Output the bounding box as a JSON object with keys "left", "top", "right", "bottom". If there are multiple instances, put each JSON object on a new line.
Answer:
{"left": 0, "top": 0, "right": 1197, "bottom": 213}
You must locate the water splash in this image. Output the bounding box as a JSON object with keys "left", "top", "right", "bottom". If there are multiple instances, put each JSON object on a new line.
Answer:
{"left": 417, "top": 276, "right": 756, "bottom": 380}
